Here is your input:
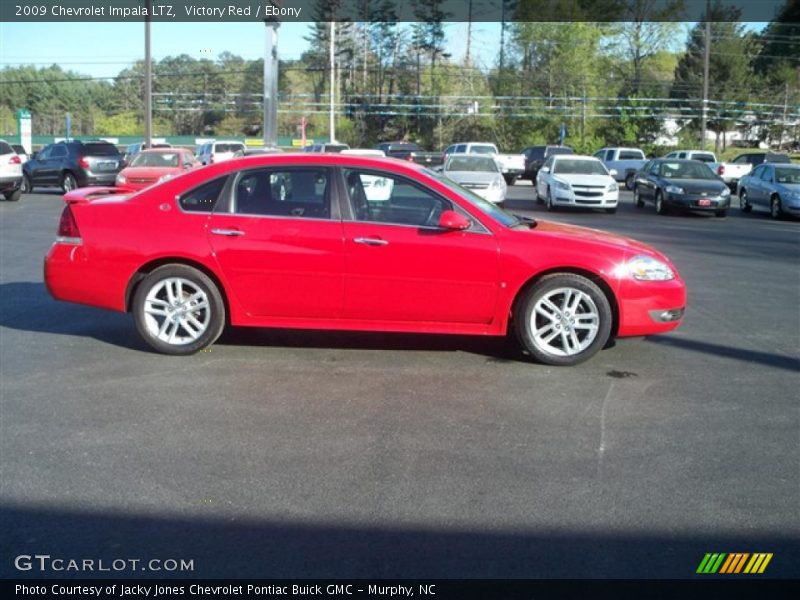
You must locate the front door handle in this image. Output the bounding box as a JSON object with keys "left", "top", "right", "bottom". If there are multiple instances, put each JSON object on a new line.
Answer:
{"left": 211, "top": 228, "right": 245, "bottom": 237}
{"left": 353, "top": 237, "right": 388, "bottom": 246}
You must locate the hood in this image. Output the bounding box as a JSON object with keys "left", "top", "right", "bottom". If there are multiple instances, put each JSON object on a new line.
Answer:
{"left": 447, "top": 171, "right": 502, "bottom": 184}
{"left": 665, "top": 178, "right": 726, "bottom": 194}
{"left": 777, "top": 182, "right": 800, "bottom": 193}
{"left": 554, "top": 174, "right": 613, "bottom": 186}
{"left": 527, "top": 219, "right": 658, "bottom": 256}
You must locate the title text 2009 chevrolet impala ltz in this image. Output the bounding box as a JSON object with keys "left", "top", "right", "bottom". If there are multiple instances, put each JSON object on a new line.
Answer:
{"left": 44, "top": 154, "right": 685, "bottom": 366}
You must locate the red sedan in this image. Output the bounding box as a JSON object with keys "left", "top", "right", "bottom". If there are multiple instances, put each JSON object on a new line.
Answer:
{"left": 45, "top": 154, "right": 686, "bottom": 365}
{"left": 115, "top": 148, "right": 198, "bottom": 191}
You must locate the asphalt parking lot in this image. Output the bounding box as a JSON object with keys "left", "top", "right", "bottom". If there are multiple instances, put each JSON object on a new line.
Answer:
{"left": 1, "top": 185, "right": 798, "bottom": 579}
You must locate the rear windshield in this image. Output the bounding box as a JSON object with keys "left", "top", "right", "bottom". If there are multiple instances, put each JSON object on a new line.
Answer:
{"left": 545, "top": 147, "right": 574, "bottom": 157}
{"left": 693, "top": 153, "right": 716, "bottom": 163}
{"left": 323, "top": 144, "right": 349, "bottom": 153}
{"left": 619, "top": 150, "right": 645, "bottom": 160}
{"left": 84, "top": 143, "right": 120, "bottom": 156}
{"left": 11, "top": 144, "right": 25, "bottom": 154}
{"left": 447, "top": 156, "right": 498, "bottom": 172}
{"left": 214, "top": 143, "right": 244, "bottom": 153}
{"left": 387, "top": 144, "right": 419, "bottom": 152}
{"left": 469, "top": 145, "right": 497, "bottom": 155}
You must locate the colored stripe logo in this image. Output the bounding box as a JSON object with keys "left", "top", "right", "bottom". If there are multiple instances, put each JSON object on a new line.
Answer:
{"left": 696, "top": 553, "right": 773, "bottom": 574}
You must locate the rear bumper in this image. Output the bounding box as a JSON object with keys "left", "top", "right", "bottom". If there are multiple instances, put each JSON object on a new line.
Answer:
{"left": 45, "top": 243, "right": 127, "bottom": 312}
{"left": 0, "top": 174, "right": 22, "bottom": 192}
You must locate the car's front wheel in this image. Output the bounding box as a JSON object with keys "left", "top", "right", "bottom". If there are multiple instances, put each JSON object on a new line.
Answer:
{"left": 633, "top": 186, "right": 645, "bottom": 208}
{"left": 514, "top": 273, "right": 613, "bottom": 366}
{"left": 132, "top": 265, "right": 226, "bottom": 355}
{"left": 21, "top": 174, "right": 31, "bottom": 194}
{"left": 655, "top": 190, "right": 668, "bottom": 215}
{"left": 770, "top": 195, "right": 783, "bottom": 220}
{"left": 545, "top": 186, "right": 556, "bottom": 211}
{"left": 625, "top": 173, "right": 635, "bottom": 191}
{"left": 739, "top": 189, "right": 751, "bottom": 212}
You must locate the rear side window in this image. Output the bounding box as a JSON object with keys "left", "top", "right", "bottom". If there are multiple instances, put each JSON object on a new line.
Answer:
{"left": 234, "top": 168, "right": 330, "bottom": 219}
{"left": 179, "top": 176, "right": 227, "bottom": 213}
{"left": 84, "top": 143, "right": 120, "bottom": 156}
{"left": 618, "top": 150, "right": 645, "bottom": 160}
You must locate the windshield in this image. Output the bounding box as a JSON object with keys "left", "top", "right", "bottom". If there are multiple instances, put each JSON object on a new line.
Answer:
{"left": 775, "top": 167, "right": 800, "bottom": 184}
{"left": 470, "top": 145, "right": 497, "bottom": 155}
{"left": 131, "top": 152, "right": 179, "bottom": 168}
{"left": 446, "top": 156, "right": 498, "bottom": 173}
{"left": 214, "top": 143, "right": 244, "bottom": 153}
{"left": 427, "top": 169, "right": 519, "bottom": 228}
{"left": 659, "top": 161, "right": 717, "bottom": 179}
{"left": 553, "top": 159, "right": 608, "bottom": 175}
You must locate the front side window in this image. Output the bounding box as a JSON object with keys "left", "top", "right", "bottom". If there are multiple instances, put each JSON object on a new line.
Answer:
{"left": 234, "top": 168, "right": 330, "bottom": 219}
{"left": 749, "top": 166, "right": 765, "bottom": 180}
{"left": 759, "top": 167, "right": 773, "bottom": 182}
{"left": 344, "top": 169, "right": 456, "bottom": 228}
{"left": 605, "top": 150, "right": 615, "bottom": 161}
{"left": 51, "top": 145, "right": 68, "bottom": 158}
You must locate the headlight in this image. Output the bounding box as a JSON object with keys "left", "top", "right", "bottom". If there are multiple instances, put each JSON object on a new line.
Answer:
{"left": 606, "top": 182, "right": 618, "bottom": 192}
{"left": 665, "top": 185, "right": 684, "bottom": 194}
{"left": 788, "top": 191, "right": 800, "bottom": 200}
{"left": 490, "top": 178, "right": 503, "bottom": 189}
{"left": 116, "top": 174, "right": 126, "bottom": 185}
{"left": 615, "top": 255, "right": 675, "bottom": 281}
{"left": 721, "top": 187, "right": 731, "bottom": 197}
{"left": 555, "top": 180, "right": 571, "bottom": 191}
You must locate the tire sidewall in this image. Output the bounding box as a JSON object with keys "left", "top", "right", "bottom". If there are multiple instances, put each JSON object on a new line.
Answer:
{"left": 515, "top": 274, "right": 613, "bottom": 366}
{"left": 132, "top": 265, "right": 226, "bottom": 355}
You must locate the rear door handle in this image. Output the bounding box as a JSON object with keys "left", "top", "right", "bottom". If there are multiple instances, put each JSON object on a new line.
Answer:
{"left": 353, "top": 237, "right": 388, "bottom": 246}
{"left": 211, "top": 228, "right": 245, "bottom": 237}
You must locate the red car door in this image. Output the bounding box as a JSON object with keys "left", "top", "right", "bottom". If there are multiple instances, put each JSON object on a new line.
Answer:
{"left": 340, "top": 169, "right": 499, "bottom": 324}
{"left": 207, "top": 167, "right": 346, "bottom": 319}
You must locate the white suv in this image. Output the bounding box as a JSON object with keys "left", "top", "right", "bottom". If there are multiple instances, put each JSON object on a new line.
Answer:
{"left": 0, "top": 140, "right": 23, "bottom": 201}
{"left": 197, "top": 140, "right": 246, "bottom": 165}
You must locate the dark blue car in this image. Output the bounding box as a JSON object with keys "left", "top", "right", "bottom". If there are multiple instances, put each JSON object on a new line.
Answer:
{"left": 632, "top": 159, "right": 731, "bottom": 217}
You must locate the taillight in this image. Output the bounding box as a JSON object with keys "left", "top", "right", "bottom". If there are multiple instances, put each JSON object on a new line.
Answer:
{"left": 9, "top": 155, "right": 21, "bottom": 165}
{"left": 56, "top": 205, "right": 82, "bottom": 243}
{"left": 717, "top": 165, "right": 725, "bottom": 175}
{"left": 79, "top": 157, "right": 90, "bottom": 169}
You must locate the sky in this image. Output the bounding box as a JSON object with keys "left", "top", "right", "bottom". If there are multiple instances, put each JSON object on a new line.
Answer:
{"left": 0, "top": 21, "right": 503, "bottom": 79}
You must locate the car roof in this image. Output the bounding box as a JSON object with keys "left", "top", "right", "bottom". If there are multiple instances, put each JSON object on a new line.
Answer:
{"left": 223, "top": 152, "right": 429, "bottom": 173}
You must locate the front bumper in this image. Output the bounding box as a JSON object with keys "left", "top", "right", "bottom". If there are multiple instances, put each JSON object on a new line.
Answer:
{"left": 552, "top": 187, "right": 619, "bottom": 208}
{"left": 617, "top": 277, "right": 687, "bottom": 337}
{"left": 475, "top": 185, "right": 507, "bottom": 204}
{"left": 666, "top": 192, "right": 731, "bottom": 211}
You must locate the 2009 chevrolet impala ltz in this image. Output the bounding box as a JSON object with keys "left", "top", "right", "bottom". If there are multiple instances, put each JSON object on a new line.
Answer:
{"left": 44, "top": 154, "right": 686, "bottom": 365}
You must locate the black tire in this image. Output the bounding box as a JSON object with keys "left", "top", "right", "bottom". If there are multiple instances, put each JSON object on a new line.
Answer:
{"left": 545, "top": 186, "right": 556, "bottom": 211}
{"left": 4, "top": 188, "right": 21, "bottom": 202}
{"left": 770, "top": 195, "right": 782, "bottom": 220}
{"left": 633, "top": 186, "right": 645, "bottom": 208}
{"left": 739, "top": 189, "right": 752, "bottom": 213}
{"left": 132, "top": 264, "right": 226, "bottom": 355}
{"left": 504, "top": 175, "right": 515, "bottom": 186}
{"left": 715, "top": 209, "right": 727, "bottom": 218}
{"left": 20, "top": 173, "right": 32, "bottom": 194}
{"left": 655, "top": 190, "right": 668, "bottom": 215}
{"left": 61, "top": 172, "right": 77, "bottom": 193}
{"left": 514, "top": 273, "right": 613, "bottom": 366}
{"left": 625, "top": 173, "right": 635, "bottom": 191}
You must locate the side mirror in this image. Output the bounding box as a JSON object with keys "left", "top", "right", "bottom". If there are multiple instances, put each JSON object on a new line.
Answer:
{"left": 609, "top": 169, "right": 618, "bottom": 177}
{"left": 540, "top": 166, "right": 550, "bottom": 173}
{"left": 438, "top": 210, "right": 471, "bottom": 231}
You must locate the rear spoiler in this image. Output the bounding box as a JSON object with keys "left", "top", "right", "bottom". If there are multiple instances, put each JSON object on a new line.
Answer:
{"left": 63, "top": 186, "right": 136, "bottom": 205}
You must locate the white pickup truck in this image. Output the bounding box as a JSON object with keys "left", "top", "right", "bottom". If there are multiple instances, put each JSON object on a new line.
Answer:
{"left": 713, "top": 152, "right": 793, "bottom": 190}
{"left": 594, "top": 147, "right": 647, "bottom": 190}
{"left": 442, "top": 142, "right": 526, "bottom": 185}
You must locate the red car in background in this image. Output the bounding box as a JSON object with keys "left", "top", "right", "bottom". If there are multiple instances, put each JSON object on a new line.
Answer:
{"left": 115, "top": 148, "right": 198, "bottom": 191}
{"left": 45, "top": 154, "right": 686, "bottom": 365}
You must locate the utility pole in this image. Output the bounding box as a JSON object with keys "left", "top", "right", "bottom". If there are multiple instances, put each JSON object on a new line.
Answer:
{"left": 263, "top": 19, "right": 280, "bottom": 147}
{"left": 701, "top": 0, "right": 711, "bottom": 150}
{"left": 329, "top": 21, "right": 336, "bottom": 143}
{"left": 144, "top": 0, "right": 152, "bottom": 148}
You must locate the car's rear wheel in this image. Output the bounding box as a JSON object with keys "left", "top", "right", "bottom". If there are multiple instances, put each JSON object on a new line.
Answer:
{"left": 21, "top": 174, "right": 31, "bottom": 194}
{"left": 625, "top": 173, "right": 635, "bottom": 191}
{"left": 514, "top": 273, "right": 613, "bottom": 366}
{"left": 4, "top": 188, "right": 21, "bottom": 202}
{"left": 132, "top": 265, "right": 226, "bottom": 355}
{"left": 655, "top": 190, "right": 668, "bottom": 215}
{"left": 739, "top": 189, "right": 751, "bottom": 212}
{"left": 770, "top": 195, "right": 783, "bottom": 220}
{"left": 504, "top": 175, "right": 515, "bottom": 186}
{"left": 61, "top": 172, "right": 77, "bottom": 193}
{"left": 633, "top": 186, "right": 645, "bottom": 208}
